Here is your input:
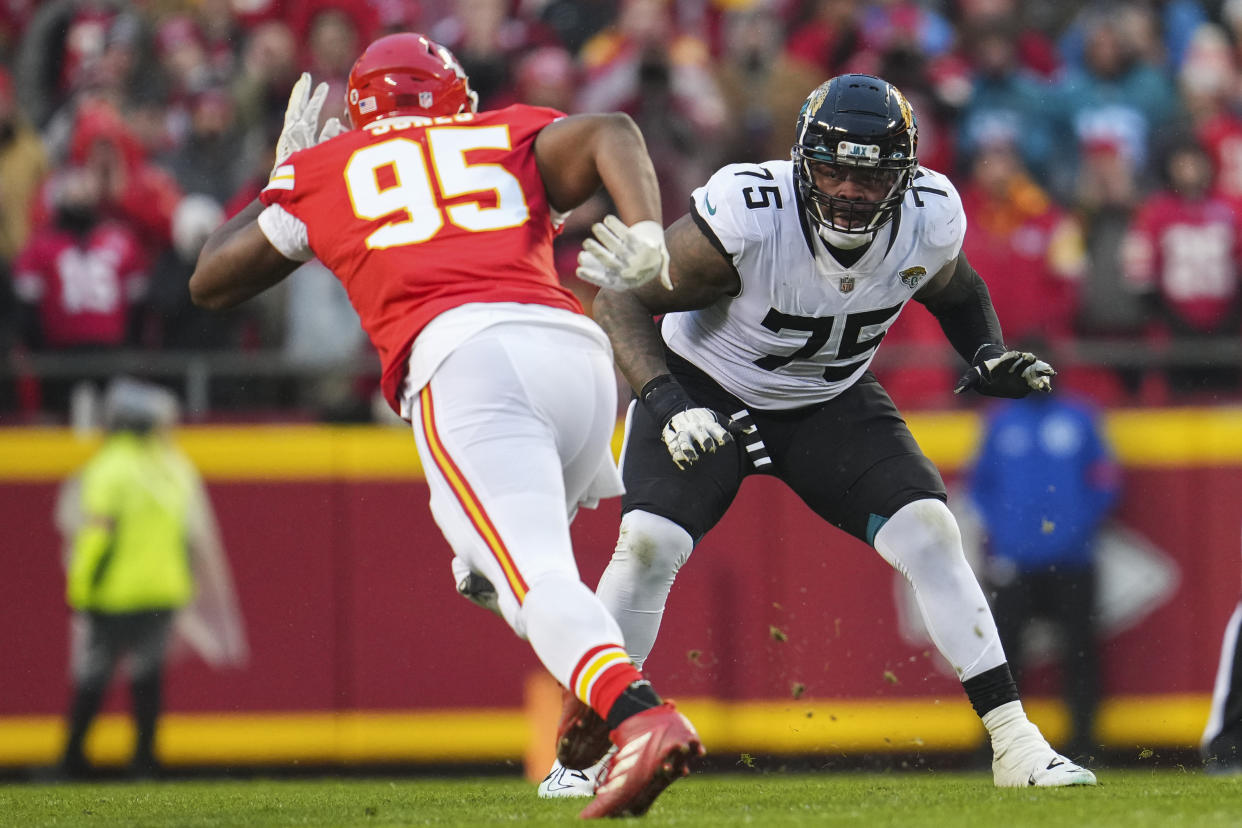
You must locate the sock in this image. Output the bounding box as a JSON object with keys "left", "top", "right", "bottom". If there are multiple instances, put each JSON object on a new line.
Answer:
{"left": 604, "top": 680, "right": 663, "bottom": 730}
{"left": 963, "top": 663, "right": 1020, "bottom": 718}
{"left": 981, "top": 699, "right": 1044, "bottom": 749}
{"left": 567, "top": 643, "right": 646, "bottom": 722}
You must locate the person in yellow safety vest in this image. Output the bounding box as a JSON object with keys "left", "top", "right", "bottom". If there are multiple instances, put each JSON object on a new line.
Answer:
{"left": 53, "top": 377, "right": 246, "bottom": 778}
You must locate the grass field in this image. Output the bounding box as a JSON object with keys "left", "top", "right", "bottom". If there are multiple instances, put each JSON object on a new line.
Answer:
{"left": 3, "top": 769, "right": 1241, "bottom": 827}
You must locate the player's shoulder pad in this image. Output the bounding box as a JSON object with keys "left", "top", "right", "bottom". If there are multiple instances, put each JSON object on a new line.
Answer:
{"left": 905, "top": 167, "right": 965, "bottom": 254}
{"left": 260, "top": 138, "right": 332, "bottom": 204}
{"left": 513, "top": 103, "right": 568, "bottom": 121}
{"left": 486, "top": 103, "right": 565, "bottom": 133}
{"left": 259, "top": 130, "right": 354, "bottom": 205}
{"left": 261, "top": 162, "right": 296, "bottom": 204}
{"left": 690, "top": 159, "right": 790, "bottom": 253}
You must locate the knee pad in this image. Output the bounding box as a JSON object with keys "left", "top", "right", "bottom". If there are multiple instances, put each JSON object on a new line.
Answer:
{"left": 615, "top": 510, "right": 694, "bottom": 584}
{"left": 874, "top": 498, "right": 964, "bottom": 576}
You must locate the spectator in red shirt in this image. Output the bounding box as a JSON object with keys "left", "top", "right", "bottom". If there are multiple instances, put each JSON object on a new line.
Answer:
{"left": 12, "top": 164, "right": 148, "bottom": 415}
{"left": 13, "top": 165, "right": 148, "bottom": 352}
{"left": 960, "top": 137, "right": 1085, "bottom": 346}
{"left": 63, "top": 100, "right": 183, "bottom": 258}
{"left": 1179, "top": 23, "right": 1242, "bottom": 211}
{"left": 1122, "top": 138, "right": 1242, "bottom": 397}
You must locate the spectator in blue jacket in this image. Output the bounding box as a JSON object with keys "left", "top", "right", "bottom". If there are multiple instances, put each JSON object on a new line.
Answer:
{"left": 967, "top": 385, "right": 1121, "bottom": 761}
{"left": 1050, "top": 8, "right": 1181, "bottom": 204}
{"left": 956, "top": 16, "right": 1058, "bottom": 184}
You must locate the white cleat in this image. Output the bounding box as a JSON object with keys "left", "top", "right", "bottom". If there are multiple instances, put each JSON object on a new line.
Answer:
{"left": 537, "top": 751, "right": 612, "bottom": 799}
{"left": 992, "top": 738, "right": 1097, "bottom": 788}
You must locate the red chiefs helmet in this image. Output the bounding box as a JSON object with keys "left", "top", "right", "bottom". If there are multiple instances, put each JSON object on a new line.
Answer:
{"left": 345, "top": 33, "right": 479, "bottom": 128}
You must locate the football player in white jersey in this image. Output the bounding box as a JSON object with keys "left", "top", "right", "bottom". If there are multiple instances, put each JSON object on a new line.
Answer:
{"left": 538, "top": 73, "right": 1095, "bottom": 795}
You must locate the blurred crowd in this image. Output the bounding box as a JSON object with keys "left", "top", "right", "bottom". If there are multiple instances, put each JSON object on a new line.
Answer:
{"left": 3, "top": 0, "right": 1242, "bottom": 421}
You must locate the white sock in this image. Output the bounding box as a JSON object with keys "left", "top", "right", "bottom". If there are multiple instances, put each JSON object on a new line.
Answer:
{"left": 521, "top": 572, "right": 627, "bottom": 688}
{"left": 982, "top": 700, "right": 1043, "bottom": 748}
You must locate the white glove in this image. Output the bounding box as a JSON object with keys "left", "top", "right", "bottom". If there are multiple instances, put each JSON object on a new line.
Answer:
{"left": 273, "top": 72, "right": 330, "bottom": 174}
{"left": 1020, "top": 356, "right": 1055, "bottom": 393}
{"left": 318, "top": 116, "right": 347, "bottom": 143}
{"left": 576, "top": 215, "right": 673, "bottom": 291}
{"left": 661, "top": 408, "right": 731, "bottom": 470}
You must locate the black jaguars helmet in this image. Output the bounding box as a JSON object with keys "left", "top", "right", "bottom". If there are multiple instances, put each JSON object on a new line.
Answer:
{"left": 792, "top": 74, "right": 918, "bottom": 235}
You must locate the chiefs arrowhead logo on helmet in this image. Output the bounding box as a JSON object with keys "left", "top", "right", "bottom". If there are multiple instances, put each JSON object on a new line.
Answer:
{"left": 345, "top": 32, "right": 479, "bottom": 128}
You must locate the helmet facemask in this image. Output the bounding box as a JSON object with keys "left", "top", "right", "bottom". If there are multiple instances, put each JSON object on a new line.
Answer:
{"left": 793, "top": 148, "right": 911, "bottom": 235}
{"left": 791, "top": 75, "right": 919, "bottom": 237}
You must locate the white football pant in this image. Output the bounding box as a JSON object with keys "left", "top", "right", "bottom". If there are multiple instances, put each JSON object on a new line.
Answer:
{"left": 408, "top": 322, "right": 628, "bottom": 689}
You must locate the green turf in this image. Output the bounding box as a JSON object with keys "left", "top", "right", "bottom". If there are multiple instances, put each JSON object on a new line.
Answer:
{"left": 2, "top": 770, "right": 1241, "bottom": 827}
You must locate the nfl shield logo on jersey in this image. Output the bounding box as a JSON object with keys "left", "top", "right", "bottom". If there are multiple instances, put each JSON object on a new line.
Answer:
{"left": 420, "top": 91, "right": 434, "bottom": 109}
{"left": 838, "top": 275, "right": 855, "bottom": 293}
{"left": 899, "top": 266, "right": 926, "bottom": 289}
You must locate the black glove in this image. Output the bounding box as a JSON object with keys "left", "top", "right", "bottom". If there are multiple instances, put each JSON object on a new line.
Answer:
{"left": 641, "top": 375, "right": 735, "bottom": 470}
{"left": 953, "top": 345, "right": 1056, "bottom": 399}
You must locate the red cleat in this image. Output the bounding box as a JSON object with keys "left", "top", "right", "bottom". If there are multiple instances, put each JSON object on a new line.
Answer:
{"left": 556, "top": 688, "right": 612, "bottom": 770}
{"left": 579, "top": 702, "right": 704, "bottom": 819}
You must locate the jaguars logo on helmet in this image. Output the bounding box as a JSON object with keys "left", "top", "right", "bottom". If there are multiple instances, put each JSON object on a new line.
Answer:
{"left": 792, "top": 74, "right": 919, "bottom": 236}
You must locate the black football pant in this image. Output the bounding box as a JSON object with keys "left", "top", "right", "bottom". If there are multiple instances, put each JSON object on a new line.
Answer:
{"left": 62, "top": 610, "right": 174, "bottom": 773}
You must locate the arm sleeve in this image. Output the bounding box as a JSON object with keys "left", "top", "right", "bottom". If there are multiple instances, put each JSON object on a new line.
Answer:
{"left": 919, "top": 254, "right": 1005, "bottom": 365}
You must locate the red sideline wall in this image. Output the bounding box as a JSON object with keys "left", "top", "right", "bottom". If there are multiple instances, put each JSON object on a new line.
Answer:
{"left": 1, "top": 409, "right": 1240, "bottom": 762}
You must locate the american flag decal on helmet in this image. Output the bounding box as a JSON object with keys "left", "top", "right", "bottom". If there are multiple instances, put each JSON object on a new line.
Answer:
{"left": 358, "top": 96, "right": 377, "bottom": 115}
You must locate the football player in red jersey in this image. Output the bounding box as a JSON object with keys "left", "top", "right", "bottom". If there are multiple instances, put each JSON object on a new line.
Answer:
{"left": 190, "top": 33, "right": 701, "bottom": 819}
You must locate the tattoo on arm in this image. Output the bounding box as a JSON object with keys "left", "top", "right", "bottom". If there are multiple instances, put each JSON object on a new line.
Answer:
{"left": 593, "top": 290, "right": 668, "bottom": 394}
{"left": 593, "top": 213, "right": 738, "bottom": 392}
